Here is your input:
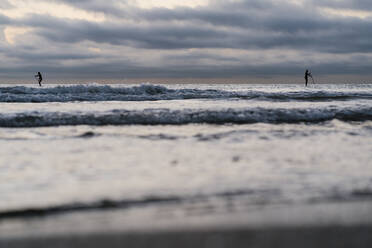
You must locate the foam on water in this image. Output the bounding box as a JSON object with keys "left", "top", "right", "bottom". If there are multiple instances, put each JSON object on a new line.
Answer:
{"left": 0, "top": 84, "right": 371, "bottom": 102}
{"left": 0, "top": 106, "right": 371, "bottom": 127}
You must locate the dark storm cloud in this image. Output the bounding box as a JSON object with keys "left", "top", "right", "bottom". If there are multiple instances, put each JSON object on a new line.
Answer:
{"left": 308, "top": 0, "right": 372, "bottom": 11}
{"left": 2, "top": 0, "right": 372, "bottom": 79}
{"left": 11, "top": 7, "right": 372, "bottom": 54}
{"left": 5, "top": 0, "right": 372, "bottom": 53}
{"left": 11, "top": 14, "right": 227, "bottom": 48}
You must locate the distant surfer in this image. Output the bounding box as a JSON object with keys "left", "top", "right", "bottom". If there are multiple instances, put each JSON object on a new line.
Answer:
{"left": 304, "top": 69, "right": 313, "bottom": 86}
{"left": 35, "top": 72, "right": 43, "bottom": 86}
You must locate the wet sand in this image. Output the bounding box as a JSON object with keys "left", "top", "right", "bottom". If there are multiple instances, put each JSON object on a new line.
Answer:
{"left": 2, "top": 225, "right": 372, "bottom": 248}
{"left": 1, "top": 201, "right": 372, "bottom": 248}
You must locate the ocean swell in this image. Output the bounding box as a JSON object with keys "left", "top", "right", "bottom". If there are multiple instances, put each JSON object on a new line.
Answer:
{"left": 1, "top": 107, "right": 371, "bottom": 127}
{"left": 0, "top": 84, "right": 371, "bottom": 102}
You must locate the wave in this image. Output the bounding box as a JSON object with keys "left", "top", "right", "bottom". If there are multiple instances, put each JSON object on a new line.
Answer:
{"left": 1, "top": 107, "right": 371, "bottom": 127}
{"left": 0, "top": 189, "right": 280, "bottom": 220}
{"left": 0, "top": 196, "right": 182, "bottom": 219}
{"left": 1, "top": 187, "right": 371, "bottom": 220}
{"left": 0, "top": 84, "right": 371, "bottom": 102}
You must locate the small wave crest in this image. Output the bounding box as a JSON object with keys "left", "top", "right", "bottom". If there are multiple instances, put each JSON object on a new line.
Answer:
{"left": 1, "top": 186, "right": 371, "bottom": 219}
{"left": 0, "top": 196, "right": 181, "bottom": 219}
{"left": 1, "top": 107, "right": 371, "bottom": 127}
{"left": 0, "top": 84, "right": 371, "bottom": 102}
{"left": 0, "top": 189, "right": 276, "bottom": 220}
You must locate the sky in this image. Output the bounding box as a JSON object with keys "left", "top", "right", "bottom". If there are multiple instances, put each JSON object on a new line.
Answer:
{"left": 1, "top": 0, "right": 372, "bottom": 82}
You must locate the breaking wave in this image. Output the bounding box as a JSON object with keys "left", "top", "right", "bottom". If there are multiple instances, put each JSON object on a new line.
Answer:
{"left": 0, "top": 84, "right": 371, "bottom": 102}
{"left": 1, "top": 106, "right": 371, "bottom": 127}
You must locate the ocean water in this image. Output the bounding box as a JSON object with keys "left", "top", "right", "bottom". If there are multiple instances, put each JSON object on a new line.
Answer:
{"left": 0, "top": 83, "right": 372, "bottom": 233}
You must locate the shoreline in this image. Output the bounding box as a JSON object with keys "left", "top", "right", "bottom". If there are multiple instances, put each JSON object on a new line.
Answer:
{"left": 2, "top": 225, "right": 372, "bottom": 248}
{"left": 1, "top": 201, "right": 372, "bottom": 247}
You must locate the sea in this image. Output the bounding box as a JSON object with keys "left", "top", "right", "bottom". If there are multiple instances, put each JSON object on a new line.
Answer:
{"left": 0, "top": 83, "right": 372, "bottom": 237}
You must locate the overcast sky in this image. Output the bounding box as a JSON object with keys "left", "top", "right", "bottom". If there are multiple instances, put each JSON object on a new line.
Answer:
{"left": 1, "top": 0, "right": 372, "bottom": 82}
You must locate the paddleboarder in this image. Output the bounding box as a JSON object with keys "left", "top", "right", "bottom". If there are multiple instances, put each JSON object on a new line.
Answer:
{"left": 304, "top": 69, "right": 312, "bottom": 86}
{"left": 35, "top": 72, "right": 43, "bottom": 86}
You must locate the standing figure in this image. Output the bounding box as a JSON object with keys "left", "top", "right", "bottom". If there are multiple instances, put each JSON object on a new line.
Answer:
{"left": 304, "top": 69, "right": 312, "bottom": 86}
{"left": 35, "top": 72, "right": 43, "bottom": 86}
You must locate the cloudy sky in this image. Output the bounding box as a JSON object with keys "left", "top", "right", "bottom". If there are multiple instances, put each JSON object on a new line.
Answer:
{"left": 1, "top": 0, "right": 372, "bottom": 82}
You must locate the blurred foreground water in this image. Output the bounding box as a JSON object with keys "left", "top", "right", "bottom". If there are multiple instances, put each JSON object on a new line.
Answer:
{"left": 0, "top": 84, "right": 371, "bottom": 239}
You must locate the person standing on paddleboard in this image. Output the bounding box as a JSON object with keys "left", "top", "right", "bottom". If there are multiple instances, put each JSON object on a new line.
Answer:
{"left": 304, "top": 69, "right": 312, "bottom": 86}
{"left": 35, "top": 72, "right": 43, "bottom": 86}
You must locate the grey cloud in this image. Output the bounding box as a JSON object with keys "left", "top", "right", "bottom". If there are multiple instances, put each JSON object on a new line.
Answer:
{"left": 0, "top": 37, "right": 103, "bottom": 73}
{"left": 12, "top": 10, "right": 372, "bottom": 54}
{"left": 2, "top": 42, "right": 371, "bottom": 78}
{"left": 16, "top": 14, "right": 227, "bottom": 48}
{"left": 1, "top": 47, "right": 99, "bottom": 61}
{"left": 0, "top": 0, "right": 13, "bottom": 9}
{"left": 17, "top": 1, "right": 367, "bottom": 49}
{"left": 308, "top": 0, "right": 372, "bottom": 11}
{"left": 2, "top": 0, "right": 372, "bottom": 79}
{"left": 24, "top": 1, "right": 372, "bottom": 53}
{"left": 2, "top": 54, "right": 372, "bottom": 80}
{"left": 164, "top": 52, "right": 241, "bottom": 63}
{"left": 0, "top": 14, "right": 10, "bottom": 25}
{"left": 50, "top": 0, "right": 130, "bottom": 16}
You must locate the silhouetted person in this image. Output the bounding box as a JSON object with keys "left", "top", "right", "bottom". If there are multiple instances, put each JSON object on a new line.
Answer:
{"left": 35, "top": 72, "right": 42, "bottom": 86}
{"left": 304, "top": 69, "right": 312, "bottom": 86}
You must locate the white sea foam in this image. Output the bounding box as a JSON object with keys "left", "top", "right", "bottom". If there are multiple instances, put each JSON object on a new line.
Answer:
{"left": 0, "top": 84, "right": 371, "bottom": 102}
